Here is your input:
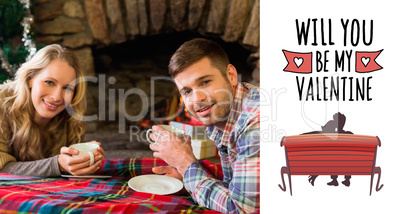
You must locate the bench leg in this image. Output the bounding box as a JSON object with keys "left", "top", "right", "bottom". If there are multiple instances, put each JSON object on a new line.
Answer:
{"left": 278, "top": 166, "right": 292, "bottom": 195}
{"left": 370, "top": 167, "right": 384, "bottom": 195}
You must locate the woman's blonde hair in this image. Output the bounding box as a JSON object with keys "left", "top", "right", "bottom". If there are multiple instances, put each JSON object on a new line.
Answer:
{"left": 0, "top": 44, "right": 87, "bottom": 161}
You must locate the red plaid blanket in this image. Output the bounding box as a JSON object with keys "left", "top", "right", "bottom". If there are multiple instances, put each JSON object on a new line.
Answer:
{"left": 0, "top": 158, "right": 223, "bottom": 213}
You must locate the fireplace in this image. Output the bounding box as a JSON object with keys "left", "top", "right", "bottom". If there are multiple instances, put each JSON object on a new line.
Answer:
{"left": 33, "top": 0, "right": 260, "bottom": 144}
{"left": 85, "top": 31, "right": 255, "bottom": 131}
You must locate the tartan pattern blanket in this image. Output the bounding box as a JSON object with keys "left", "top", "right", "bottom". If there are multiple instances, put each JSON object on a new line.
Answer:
{"left": 0, "top": 158, "right": 223, "bottom": 213}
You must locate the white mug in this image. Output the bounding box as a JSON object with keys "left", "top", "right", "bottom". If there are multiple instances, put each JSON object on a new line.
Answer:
{"left": 146, "top": 125, "right": 185, "bottom": 144}
{"left": 69, "top": 142, "right": 99, "bottom": 166}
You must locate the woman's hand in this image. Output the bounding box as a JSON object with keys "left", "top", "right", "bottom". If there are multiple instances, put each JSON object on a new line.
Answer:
{"left": 58, "top": 141, "right": 105, "bottom": 175}
{"left": 89, "top": 140, "right": 105, "bottom": 157}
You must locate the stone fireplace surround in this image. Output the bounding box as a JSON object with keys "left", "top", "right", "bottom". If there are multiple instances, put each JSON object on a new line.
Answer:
{"left": 34, "top": 0, "right": 260, "bottom": 76}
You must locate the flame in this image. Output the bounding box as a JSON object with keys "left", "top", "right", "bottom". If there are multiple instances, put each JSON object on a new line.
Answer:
{"left": 180, "top": 97, "right": 190, "bottom": 118}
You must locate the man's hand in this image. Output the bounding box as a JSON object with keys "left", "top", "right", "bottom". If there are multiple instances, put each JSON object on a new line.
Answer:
{"left": 58, "top": 142, "right": 105, "bottom": 175}
{"left": 153, "top": 166, "right": 189, "bottom": 195}
{"left": 152, "top": 166, "right": 183, "bottom": 181}
{"left": 149, "top": 125, "right": 197, "bottom": 176}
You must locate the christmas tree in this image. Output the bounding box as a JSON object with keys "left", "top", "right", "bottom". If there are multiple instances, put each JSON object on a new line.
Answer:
{"left": 0, "top": 0, "right": 37, "bottom": 82}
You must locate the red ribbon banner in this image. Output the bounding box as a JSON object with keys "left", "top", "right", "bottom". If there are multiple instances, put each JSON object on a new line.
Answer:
{"left": 282, "top": 50, "right": 312, "bottom": 73}
{"left": 355, "top": 50, "right": 383, "bottom": 73}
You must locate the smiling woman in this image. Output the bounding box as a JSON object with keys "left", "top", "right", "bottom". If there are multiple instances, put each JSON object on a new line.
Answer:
{"left": 29, "top": 60, "right": 77, "bottom": 127}
{"left": 0, "top": 44, "right": 105, "bottom": 177}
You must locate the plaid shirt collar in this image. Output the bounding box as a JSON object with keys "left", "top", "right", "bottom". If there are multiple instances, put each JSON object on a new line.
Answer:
{"left": 207, "top": 82, "right": 251, "bottom": 147}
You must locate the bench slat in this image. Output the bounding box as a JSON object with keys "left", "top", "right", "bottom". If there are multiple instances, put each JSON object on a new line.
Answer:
{"left": 291, "top": 172, "right": 372, "bottom": 175}
{"left": 288, "top": 154, "right": 374, "bottom": 161}
{"left": 286, "top": 143, "right": 378, "bottom": 148}
{"left": 287, "top": 146, "right": 376, "bottom": 152}
{"left": 282, "top": 134, "right": 380, "bottom": 147}
{"left": 289, "top": 166, "right": 373, "bottom": 174}
{"left": 283, "top": 133, "right": 378, "bottom": 141}
{"left": 289, "top": 160, "right": 374, "bottom": 167}
{"left": 287, "top": 150, "right": 375, "bottom": 157}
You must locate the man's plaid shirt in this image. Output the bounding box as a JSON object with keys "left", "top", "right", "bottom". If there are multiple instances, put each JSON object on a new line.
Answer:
{"left": 183, "top": 82, "right": 260, "bottom": 213}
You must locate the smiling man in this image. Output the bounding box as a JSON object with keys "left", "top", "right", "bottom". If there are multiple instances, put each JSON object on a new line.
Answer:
{"left": 149, "top": 38, "right": 260, "bottom": 213}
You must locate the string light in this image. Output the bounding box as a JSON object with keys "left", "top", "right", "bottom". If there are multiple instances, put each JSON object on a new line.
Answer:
{"left": 0, "top": 0, "right": 37, "bottom": 76}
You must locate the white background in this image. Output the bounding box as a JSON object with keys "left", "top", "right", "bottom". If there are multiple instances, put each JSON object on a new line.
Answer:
{"left": 261, "top": 0, "right": 402, "bottom": 213}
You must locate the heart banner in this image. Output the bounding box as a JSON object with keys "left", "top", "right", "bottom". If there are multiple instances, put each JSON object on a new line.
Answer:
{"left": 355, "top": 50, "right": 383, "bottom": 73}
{"left": 283, "top": 50, "right": 312, "bottom": 73}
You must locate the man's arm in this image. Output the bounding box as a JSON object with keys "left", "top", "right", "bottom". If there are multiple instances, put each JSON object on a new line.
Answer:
{"left": 184, "top": 156, "right": 259, "bottom": 213}
{"left": 183, "top": 117, "right": 260, "bottom": 213}
{"left": 149, "top": 105, "right": 260, "bottom": 212}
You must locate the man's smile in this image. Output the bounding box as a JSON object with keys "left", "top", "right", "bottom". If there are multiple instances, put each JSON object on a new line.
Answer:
{"left": 195, "top": 103, "right": 215, "bottom": 117}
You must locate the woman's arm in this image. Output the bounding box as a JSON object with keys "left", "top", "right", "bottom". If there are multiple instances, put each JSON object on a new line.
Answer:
{"left": 0, "top": 155, "right": 61, "bottom": 177}
{"left": 0, "top": 145, "right": 105, "bottom": 177}
{"left": 0, "top": 119, "right": 61, "bottom": 177}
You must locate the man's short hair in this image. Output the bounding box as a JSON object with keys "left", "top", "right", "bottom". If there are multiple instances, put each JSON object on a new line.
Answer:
{"left": 168, "top": 38, "right": 230, "bottom": 78}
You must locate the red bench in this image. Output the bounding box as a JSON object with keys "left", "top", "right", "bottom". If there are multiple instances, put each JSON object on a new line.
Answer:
{"left": 278, "top": 133, "right": 383, "bottom": 195}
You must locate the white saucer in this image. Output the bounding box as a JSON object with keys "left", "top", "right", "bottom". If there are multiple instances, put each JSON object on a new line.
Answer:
{"left": 61, "top": 174, "right": 112, "bottom": 180}
{"left": 128, "top": 174, "right": 183, "bottom": 195}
